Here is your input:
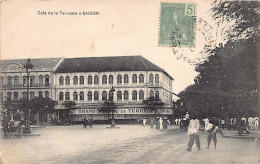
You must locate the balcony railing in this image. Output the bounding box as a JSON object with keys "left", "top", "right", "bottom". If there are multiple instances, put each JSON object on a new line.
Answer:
{"left": 1, "top": 83, "right": 50, "bottom": 89}
{"left": 146, "top": 82, "right": 162, "bottom": 87}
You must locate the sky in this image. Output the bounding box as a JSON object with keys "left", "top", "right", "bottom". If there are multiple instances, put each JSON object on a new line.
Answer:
{"left": 0, "top": 0, "right": 218, "bottom": 94}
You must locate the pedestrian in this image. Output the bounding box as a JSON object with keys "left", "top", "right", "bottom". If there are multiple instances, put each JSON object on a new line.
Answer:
{"left": 158, "top": 117, "right": 163, "bottom": 129}
{"left": 2, "top": 112, "right": 10, "bottom": 139}
{"left": 83, "top": 118, "right": 87, "bottom": 129}
{"left": 186, "top": 114, "right": 200, "bottom": 151}
{"left": 205, "top": 119, "right": 223, "bottom": 149}
{"left": 143, "top": 117, "right": 146, "bottom": 127}
{"left": 248, "top": 116, "right": 254, "bottom": 130}
{"left": 221, "top": 119, "right": 225, "bottom": 129}
{"left": 203, "top": 117, "right": 209, "bottom": 130}
{"left": 255, "top": 116, "right": 259, "bottom": 130}
{"left": 175, "top": 118, "right": 178, "bottom": 125}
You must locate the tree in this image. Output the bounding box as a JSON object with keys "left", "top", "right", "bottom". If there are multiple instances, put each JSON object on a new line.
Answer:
{"left": 29, "top": 97, "right": 56, "bottom": 124}
{"left": 62, "top": 101, "right": 76, "bottom": 121}
{"left": 179, "top": 1, "right": 259, "bottom": 118}
{"left": 143, "top": 96, "right": 165, "bottom": 120}
{"left": 98, "top": 100, "right": 117, "bottom": 124}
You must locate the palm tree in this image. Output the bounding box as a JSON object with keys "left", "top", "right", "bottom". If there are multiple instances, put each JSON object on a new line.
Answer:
{"left": 143, "top": 96, "right": 165, "bottom": 120}
{"left": 99, "top": 100, "right": 117, "bottom": 124}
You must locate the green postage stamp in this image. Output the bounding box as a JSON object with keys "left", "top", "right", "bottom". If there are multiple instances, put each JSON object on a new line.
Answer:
{"left": 159, "top": 3, "right": 196, "bottom": 47}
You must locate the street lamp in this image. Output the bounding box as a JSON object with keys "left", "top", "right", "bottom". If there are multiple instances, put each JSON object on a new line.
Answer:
{"left": 23, "top": 58, "right": 33, "bottom": 134}
{"left": 109, "top": 86, "right": 115, "bottom": 127}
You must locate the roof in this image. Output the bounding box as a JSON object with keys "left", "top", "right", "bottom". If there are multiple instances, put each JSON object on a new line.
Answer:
{"left": 0, "top": 58, "right": 63, "bottom": 72}
{"left": 55, "top": 56, "right": 173, "bottom": 80}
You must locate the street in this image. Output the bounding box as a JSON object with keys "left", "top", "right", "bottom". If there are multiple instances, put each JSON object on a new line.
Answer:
{"left": 1, "top": 125, "right": 260, "bottom": 164}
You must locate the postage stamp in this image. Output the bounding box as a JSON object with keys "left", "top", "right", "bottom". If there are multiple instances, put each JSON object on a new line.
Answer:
{"left": 159, "top": 3, "right": 196, "bottom": 47}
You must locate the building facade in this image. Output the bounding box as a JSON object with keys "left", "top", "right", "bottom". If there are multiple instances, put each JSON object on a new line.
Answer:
{"left": 1, "top": 56, "right": 174, "bottom": 123}
{"left": 0, "top": 58, "right": 63, "bottom": 123}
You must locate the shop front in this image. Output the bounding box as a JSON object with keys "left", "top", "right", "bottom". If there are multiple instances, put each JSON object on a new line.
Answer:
{"left": 70, "top": 107, "right": 174, "bottom": 124}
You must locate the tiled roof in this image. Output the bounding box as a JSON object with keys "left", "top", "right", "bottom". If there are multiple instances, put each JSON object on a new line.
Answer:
{"left": 55, "top": 56, "right": 173, "bottom": 80}
{"left": 0, "top": 58, "right": 63, "bottom": 72}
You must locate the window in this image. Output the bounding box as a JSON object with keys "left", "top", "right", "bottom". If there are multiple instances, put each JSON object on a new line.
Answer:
{"left": 94, "top": 75, "right": 99, "bottom": 84}
{"left": 80, "top": 92, "right": 84, "bottom": 100}
{"left": 132, "top": 91, "right": 137, "bottom": 100}
{"left": 124, "top": 91, "right": 128, "bottom": 100}
{"left": 14, "top": 76, "right": 19, "bottom": 87}
{"left": 124, "top": 74, "right": 128, "bottom": 84}
{"left": 39, "top": 91, "right": 43, "bottom": 98}
{"left": 59, "top": 76, "right": 64, "bottom": 86}
{"left": 94, "top": 91, "right": 99, "bottom": 100}
{"left": 39, "top": 75, "right": 44, "bottom": 86}
{"left": 65, "top": 76, "right": 70, "bottom": 85}
{"left": 155, "top": 91, "right": 159, "bottom": 98}
{"left": 139, "top": 90, "right": 144, "bottom": 100}
{"left": 73, "top": 92, "right": 78, "bottom": 101}
{"left": 80, "top": 76, "right": 84, "bottom": 84}
{"left": 45, "top": 91, "right": 49, "bottom": 98}
{"left": 65, "top": 92, "right": 70, "bottom": 100}
{"left": 0, "top": 92, "right": 3, "bottom": 102}
{"left": 30, "top": 92, "right": 35, "bottom": 99}
{"left": 7, "top": 92, "right": 11, "bottom": 100}
{"left": 23, "top": 76, "right": 27, "bottom": 87}
{"left": 45, "top": 75, "right": 50, "bottom": 87}
{"left": 73, "top": 76, "right": 78, "bottom": 85}
{"left": 59, "top": 92, "right": 64, "bottom": 101}
{"left": 14, "top": 92, "right": 18, "bottom": 99}
{"left": 117, "top": 91, "right": 122, "bottom": 101}
{"left": 149, "top": 74, "right": 153, "bottom": 83}
{"left": 102, "top": 91, "right": 107, "bottom": 100}
{"left": 102, "top": 75, "right": 107, "bottom": 84}
{"left": 22, "top": 92, "right": 27, "bottom": 99}
{"left": 109, "top": 75, "right": 113, "bottom": 84}
{"left": 155, "top": 74, "right": 159, "bottom": 83}
{"left": 132, "top": 74, "right": 137, "bottom": 83}
{"left": 0, "top": 77, "right": 3, "bottom": 88}
{"left": 117, "top": 75, "right": 122, "bottom": 84}
{"left": 139, "top": 74, "right": 144, "bottom": 83}
{"left": 88, "top": 91, "right": 92, "bottom": 101}
{"left": 30, "top": 76, "right": 35, "bottom": 87}
{"left": 149, "top": 90, "right": 154, "bottom": 98}
{"left": 7, "top": 76, "right": 12, "bottom": 87}
{"left": 88, "top": 75, "right": 92, "bottom": 84}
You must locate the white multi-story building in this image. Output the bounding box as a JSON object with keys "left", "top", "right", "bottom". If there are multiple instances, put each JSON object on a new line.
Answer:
{"left": 1, "top": 56, "right": 174, "bottom": 123}
{"left": 54, "top": 56, "right": 174, "bottom": 122}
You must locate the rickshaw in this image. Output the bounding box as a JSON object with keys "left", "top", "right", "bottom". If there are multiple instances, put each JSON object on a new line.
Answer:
{"left": 4, "top": 121, "right": 24, "bottom": 139}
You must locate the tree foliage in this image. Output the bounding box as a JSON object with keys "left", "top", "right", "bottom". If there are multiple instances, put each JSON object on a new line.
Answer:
{"left": 179, "top": 1, "right": 259, "bottom": 118}
{"left": 143, "top": 96, "right": 165, "bottom": 119}
{"left": 98, "top": 100, "right": 117, "bottom": 122}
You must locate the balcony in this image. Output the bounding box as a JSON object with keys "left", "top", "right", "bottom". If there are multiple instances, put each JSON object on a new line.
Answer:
{"left": 1, "top": 83, "right": 51, "bottom": 89}
{"left": 146, "top": 82, "right": 162, "bottom": 88}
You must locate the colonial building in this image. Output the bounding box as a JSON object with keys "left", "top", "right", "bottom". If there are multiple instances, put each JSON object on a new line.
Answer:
{"left": 1, "top": 56, "right": 174, "bottom": 123}
{"left": 54, "top": 56, "right": 174, "bottom": 122}
{"left": 0, "top": 58, "right": 63, "bottom": 123}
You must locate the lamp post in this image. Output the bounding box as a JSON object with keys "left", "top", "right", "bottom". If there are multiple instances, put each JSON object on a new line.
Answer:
{"left": 23, "top": 58, "right": 33, "bottom": 134}
{"left": 109, "top": 86, "right": 115, "bottom": 127}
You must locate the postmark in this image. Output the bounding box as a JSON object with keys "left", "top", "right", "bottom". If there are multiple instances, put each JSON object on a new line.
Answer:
{"left": 172, "top": 18, "right": 217, "bottom": 65}
{"left": 159, "top": 3, "right": 196, "bottom": 47}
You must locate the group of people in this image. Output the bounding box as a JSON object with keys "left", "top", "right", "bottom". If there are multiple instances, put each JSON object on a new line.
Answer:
{"left": 187, "top": 114, "right": 223, "bottom": 151}
{"left": 219, "top": 116, "right": 259, "bottom": 130}
{"left": 142, "top": 117, "right": 170, "bottom": 129}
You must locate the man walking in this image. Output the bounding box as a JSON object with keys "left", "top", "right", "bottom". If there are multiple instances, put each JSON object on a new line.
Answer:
{"left": 187, "top": 114, "right": 200, "bottom": 151}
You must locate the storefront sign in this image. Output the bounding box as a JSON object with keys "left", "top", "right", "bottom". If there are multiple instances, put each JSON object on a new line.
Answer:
{"left": 72, "top": 108, "right": 173, "bottom": 115}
